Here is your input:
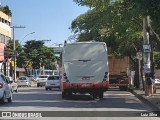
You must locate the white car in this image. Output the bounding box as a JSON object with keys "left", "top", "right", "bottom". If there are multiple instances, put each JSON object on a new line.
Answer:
{"left": 6, "top": 76, "right": 18, "bottom": 93}
{"left": 37, "top": 75, "right": 49, "bottom": 87}
{"left": 0, "top": 72, "right": 12, "bottom": 103}
{"left": 45, "top": 75, "right": 60, "bottom": 90}
{"left": 154, "top": 78, "right": 160, "bottom": 86}
{"left": 17, "top": 76, "right": 31, "bottom": 87}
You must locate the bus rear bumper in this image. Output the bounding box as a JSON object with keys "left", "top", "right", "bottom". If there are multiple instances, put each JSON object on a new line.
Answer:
{"left": 61, "top": 81, "right": 109, "bottom": 93}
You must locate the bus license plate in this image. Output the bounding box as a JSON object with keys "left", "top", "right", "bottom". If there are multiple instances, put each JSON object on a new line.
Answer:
{"left": 82, "top": 77, "right": 90, "bottom": 80}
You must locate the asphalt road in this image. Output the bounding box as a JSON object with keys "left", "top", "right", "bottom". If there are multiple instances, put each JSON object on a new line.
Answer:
{"left": 0, "top": 86, "right": 159, "bottom": 120}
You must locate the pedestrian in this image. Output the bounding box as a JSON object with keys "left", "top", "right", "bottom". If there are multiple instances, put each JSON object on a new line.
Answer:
{"left": 149, "top": 72, "right": 156, "bottom": 94}
{"left": 145, "top": 73, "right": 153, "bottom": 96}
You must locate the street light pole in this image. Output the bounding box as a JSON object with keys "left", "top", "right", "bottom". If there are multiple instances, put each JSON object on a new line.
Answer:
{"left": 11, "top": 25, "right": 25, "bottom": 81}
{"left": 20, "top": 32, "right": 35, "bottom": 44}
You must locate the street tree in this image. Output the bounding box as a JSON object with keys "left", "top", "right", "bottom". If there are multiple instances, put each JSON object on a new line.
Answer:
{"left": 0, "top": 5, "right": 12, "bottom": 16}
{"left": 23, "top": 40, "right": 56, "bottom": 70}
{"left": 6, "top": 39, "right": 26, "bottom": 68}
{"left": 71, "top": 0, "right": 146, "bottom": 88}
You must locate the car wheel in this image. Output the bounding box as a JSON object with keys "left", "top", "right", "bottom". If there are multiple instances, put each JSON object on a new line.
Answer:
{"left": 8, "top": 93, "right": 12, "bottom": 103}
{"left": 37, "top": 84, "right": 40, "bottom": 87}
{"left": 0, "top": 93, "right": 6, "bottom": 103}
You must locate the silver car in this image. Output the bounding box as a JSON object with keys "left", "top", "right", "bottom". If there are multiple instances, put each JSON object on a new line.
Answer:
{"left": 37, "top": 75, "right": 49, "bottom": 87}
{"left": 0, "top": 72, "right": 12, "bottom": 103}
{"left": 45, "top": 75, "right": 60, "bottom": 90}
{"left": 154, "top": 78, "right": 160, "bottom": 85}
{"left": 17, "top": 76, "right": 31, "bottom": 87}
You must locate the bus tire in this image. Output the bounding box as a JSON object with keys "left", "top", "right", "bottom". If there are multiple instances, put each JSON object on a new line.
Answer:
{"left": 92, "top": 93, "right": 98, "bottom": 99}
{"left": 67, "top": 92, "right": 72, "bottom": 98}
{"left": 62, "top": 91, "right": 67, "bottom": 98}
{"left": 99, "top": 92, "right": 104, "bottom": 99}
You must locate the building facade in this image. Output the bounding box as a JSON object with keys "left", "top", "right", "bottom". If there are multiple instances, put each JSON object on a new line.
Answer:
{"left": 51, "top": 47, "right": 63, "bottom": 57}
{"left": 0, "top": 9, "right": 12, "bottom": 74}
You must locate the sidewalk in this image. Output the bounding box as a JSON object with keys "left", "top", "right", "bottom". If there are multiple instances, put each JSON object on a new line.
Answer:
{"left": 129, "top": 86, "right": 160, "bottom": 111}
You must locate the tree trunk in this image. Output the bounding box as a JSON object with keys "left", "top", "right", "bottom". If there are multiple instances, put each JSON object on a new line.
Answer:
{"left": 134, "top": 60, "right": 140, "bottom": 88}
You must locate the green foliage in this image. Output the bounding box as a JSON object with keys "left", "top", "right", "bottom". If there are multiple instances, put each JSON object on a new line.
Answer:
{"left": 153, "top": 51, "right": 160, "bottom": 69}
{"left": 23, "top": 40, "right": 55, "bottom": 69}
{"left": 6, "top": 40, "right": 56, "bottom": 70}
{"left": 6, "top": 40, "right": 25, "bottom": 68}
{"left": 132, "top": 0, "right": 160, "bottom": 27}
{"left": 0, "top": 5, "right": 12, "bottom": 16}
{"left": 71, "top": 0, "right": 143, "bottom": 57}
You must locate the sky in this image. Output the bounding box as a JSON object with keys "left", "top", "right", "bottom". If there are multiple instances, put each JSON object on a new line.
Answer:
{"left": 1, "top": 0, "right": 89, "bottom": 46}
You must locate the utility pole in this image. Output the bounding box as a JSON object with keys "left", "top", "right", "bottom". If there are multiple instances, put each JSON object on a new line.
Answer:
{"left": 11, "top": 26, "right": 25, "bottom": 81}
{"left": 143, "top": 16, "right": 151, "bottom": 95}
{"left": 38, "top": 39, "right": 51, "bottom": 75}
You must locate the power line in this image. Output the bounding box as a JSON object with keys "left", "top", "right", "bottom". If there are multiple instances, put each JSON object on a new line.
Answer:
{"left": 40, "top": 40, "right": 51, "bottom": 42}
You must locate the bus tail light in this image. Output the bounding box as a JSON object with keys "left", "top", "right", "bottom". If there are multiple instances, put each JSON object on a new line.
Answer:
{"left": 103, "top": 72, "right": 109, "bottom": 82}
{"left": 63, "top": 73, "right": 69, "bottom": 82}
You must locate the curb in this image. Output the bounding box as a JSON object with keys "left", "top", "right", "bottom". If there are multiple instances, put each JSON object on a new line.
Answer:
{"left": 128, "top": 88, "right": 160, "bottom": 111}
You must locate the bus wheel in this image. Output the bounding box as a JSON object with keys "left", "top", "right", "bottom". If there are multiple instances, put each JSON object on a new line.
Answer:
{"left": 62, "top": 91, "right": 67, "bottom": 98}
{"left": 68, "top": 92, "right": 72, "bottom": 98}
{"left": 92, "top": 93, "right": 98, "bottom": 99}
{"left": 99, "top": 92, "right": 104, "bottom": 99}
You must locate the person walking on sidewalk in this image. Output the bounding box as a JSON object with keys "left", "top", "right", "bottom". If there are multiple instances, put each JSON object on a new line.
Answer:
{"left": 149, "top": 72, "right": 156, "bottom": 94}
{"left": 145, "top": 73, "right": 153, "bottom": 96}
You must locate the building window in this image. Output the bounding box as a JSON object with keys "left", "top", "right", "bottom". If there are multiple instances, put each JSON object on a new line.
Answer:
{"left": 0, "top": 17, "right": 11, "bottom": 26}
{"left": 2, "top": 18, "right": 4, "bottom": 23}
{"left": 0, "top": 34, "right": 5, "bottom": 43}
{"left": 8, "top": 21, "right": 11, "bottom": 26}
{"left": 5, "top": 36, "right": 11, "bottom": 44}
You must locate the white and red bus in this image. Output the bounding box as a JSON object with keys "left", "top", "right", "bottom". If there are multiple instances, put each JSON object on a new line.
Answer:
{"left": 60, "top": 42, "right": 109, "bottom": 99}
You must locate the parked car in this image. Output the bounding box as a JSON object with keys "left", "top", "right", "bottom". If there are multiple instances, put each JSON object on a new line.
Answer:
{"left": 45, "top": 75, "right": 60, "bottom": 90}
{"left": 6, "top": 76, "right": 18, "bottom": 93}
{"left": 28, "top": 75, "right": 36, "bottom": 82}
{"left": 0, "top": 72, "right": 12, "bottom": 103}
{"left": 37, "top": 75, "right": 49, "bottom": 87}
{"left": 154, "top": 78, "right": 160, "bottom": 86}
{"left": 17, "top": 76, "right": 31, "bottom": 87}
{"left": 53, "top": 70, "right": 59, "bottom": 75}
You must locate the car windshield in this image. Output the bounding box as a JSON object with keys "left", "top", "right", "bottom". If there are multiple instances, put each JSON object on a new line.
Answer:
{"left": 48, "top": 76, "right": 59, "bottom": 80}
{"left": 39, "top": 76, "right": 48, "bottom": 78}
{"left": 18, "top": 77, "right": 28, "bottom": 80}
{"left": 28, "top": 75, "right": 34, "bottom": 77}
{"left": 54, "top": 71, "right": 59, "bottom": 75}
